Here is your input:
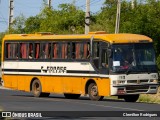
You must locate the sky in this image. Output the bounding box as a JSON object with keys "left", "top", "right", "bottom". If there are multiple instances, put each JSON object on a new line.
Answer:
{"left": 0, "top": 0, "right": 105, "bottom": 33}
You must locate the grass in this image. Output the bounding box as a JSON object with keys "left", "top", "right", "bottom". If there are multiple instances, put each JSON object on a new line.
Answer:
{"left": 138, "top": 87, "right": 160, "bottom": 104}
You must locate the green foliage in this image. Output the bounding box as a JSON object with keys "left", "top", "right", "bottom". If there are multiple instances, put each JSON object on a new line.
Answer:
{"left": 90, "top": 0, "right": 117, "bottom": 32}
{"left": 39, "top": 4, "right": 85, "bottom": 34}
{"left": 10, "top": 3, "right": 85, "bottom": 34}
{"left": 24, "top": 16, "right": 41, "bottom": 33}
{"left": 9, "top": 14, "right": 26, "bottom": 33}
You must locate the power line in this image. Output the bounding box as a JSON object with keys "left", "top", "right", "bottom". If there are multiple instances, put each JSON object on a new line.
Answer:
{"left": 0, "top": 11, "right": 7, "bottom": 20}
{"left": 79, "top": 0, "right": 100, "bottom": 9}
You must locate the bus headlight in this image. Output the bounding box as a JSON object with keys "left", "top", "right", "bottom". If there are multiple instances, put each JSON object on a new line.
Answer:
{"left": 150, "top": 79, "right": 158, "bottom": 83}
{"left": 113, "top": 80, "right": 125, "bottom": 85}
{"left": 117, "top": 80, "right": 125, "bottom": 84}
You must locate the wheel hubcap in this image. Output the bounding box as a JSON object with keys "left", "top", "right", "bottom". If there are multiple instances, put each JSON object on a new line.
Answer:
{"left": 34, "top": 82, "right": 40, "bottom": 94}
{"left": 91, "top": 85, "right": 98, "bottom": 96}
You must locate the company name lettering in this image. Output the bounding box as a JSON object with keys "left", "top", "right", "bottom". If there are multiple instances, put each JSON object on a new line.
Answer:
{"left": 41, "top": 66, "right": 67, "bottom": 73}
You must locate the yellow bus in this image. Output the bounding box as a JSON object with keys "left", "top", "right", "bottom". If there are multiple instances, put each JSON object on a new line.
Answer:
{"left": 1, "top": 31, "right": 159, "bottom": 102}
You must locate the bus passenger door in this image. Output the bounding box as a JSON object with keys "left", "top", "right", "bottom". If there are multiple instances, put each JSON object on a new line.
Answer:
{"left": 92, "top": 42, "right": 109, "bottom": 74}
{"left": 99, "top": 47, "right": 109, "bottom": 74}
{"left": 98, "top": 47, "right": 110, "bottom": 96}
{"left": 92, "top": 43, "right": 110, "bottom": 96}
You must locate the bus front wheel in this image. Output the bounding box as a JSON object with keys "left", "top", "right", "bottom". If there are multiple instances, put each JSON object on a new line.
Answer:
{"left": 88, "top": 83, "right": 104, "bottom": 101}
{"left": 32, "top": 79, "right": 50, "bottom": 97}
{"left": 123, "top": 94, "right": 139, "bottom": 102}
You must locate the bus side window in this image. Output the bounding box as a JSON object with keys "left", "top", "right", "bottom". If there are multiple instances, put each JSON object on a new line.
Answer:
{"left": 72, "top": 42, "right": 90, "bottom": 59}
{"left": 71, "top": 42, "right": 76, "bottom": 59}
{"left": 47, "top": 43, "right": 51, "bottom": 59}
{"left": 75, "top": 42, "right": 90, "bottom": 60}
{"left": 83, "top": 43, "right": 88, "bottom": 59}
{"left": 35, "top": 43, "right": 40, "bottom": 59}
{"left": 6, "top": 43, "right": 11, "bottom": 58}
{"left": 6, "top": 43, "right": 18, "bottom": 59}
{"left": 62, "top": 43, "right": 68, "bottom": 59}
{"left": 67, "top": 43, "right": 71, "bottom": 59}
{"left": 76, "top": 43, "right": 80, "bottom": 59}
{"left": 85, "top": 42, "right": 90, "bottom": 59}
{"left": 93, "top": 42, "right": 99, "bottom": 59}
{"left": 41, "top": 43, "right": 51, "bottom": 59}
{"left": 101, "top": 49, "right": 108, "bottom": 68}
{"left": 28, "top": 43, "right": 33, "bottom": 59}
{"left": 53, "top": 43, "right": 58, "bottom": 59}
{"left": 20, "top": 43, "right": 27, "bottom": 59}
{"left": 93, "top": 42, "right": 99, "bottom": 69}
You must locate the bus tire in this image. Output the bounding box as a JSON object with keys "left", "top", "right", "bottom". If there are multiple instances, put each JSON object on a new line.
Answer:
{"left": 123, "top": 94, "right": 139, "bottom": 102}
{"left": 88, "top": 83, "right": 104, "bottom": 101}
{"left": 32, "top": 79, "right": 50, "bottom": 97}
{"left": 64, "top": 93, "right": 81, "bottom": 99}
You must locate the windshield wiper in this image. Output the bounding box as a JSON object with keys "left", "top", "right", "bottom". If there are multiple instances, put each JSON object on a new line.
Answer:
{"left": 125, "top": 64, "right": 133, "bottom": 75}
{"left": 125, "top": 62, "right": 136, "bottom": 75}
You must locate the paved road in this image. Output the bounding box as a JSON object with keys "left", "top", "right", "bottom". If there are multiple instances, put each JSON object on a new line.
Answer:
{"left": 0, "top": 86, "right": 160, "bottom": 120}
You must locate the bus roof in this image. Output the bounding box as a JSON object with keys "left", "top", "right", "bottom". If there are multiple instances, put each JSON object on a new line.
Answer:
{"left": 3, "top": 32, "right": 152, "bottom": 44}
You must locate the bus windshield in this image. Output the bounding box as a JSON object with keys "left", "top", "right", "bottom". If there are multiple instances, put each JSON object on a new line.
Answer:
{"left": 111, "top": 43, "right": 157, "bottom": 74}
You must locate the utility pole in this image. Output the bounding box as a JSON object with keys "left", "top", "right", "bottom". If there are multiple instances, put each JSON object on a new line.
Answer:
{"left": 85, "top": 0, "right": 90, "bottom": 34}
{"left": 131, "top": 0, "right": 134, "bottom": 9}
{"left": 8, "top": 0, "right": 14, "bottom": 31}
{"left": 48, "top": 0, "right": 51, "bottom": 8}
{"left": 115, "top": 0, "right": 121, "bottom": 34}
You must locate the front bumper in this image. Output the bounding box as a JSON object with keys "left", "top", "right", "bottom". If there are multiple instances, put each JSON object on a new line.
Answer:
{"left": 111, "top": 84, "right": 159, "bottom": 95}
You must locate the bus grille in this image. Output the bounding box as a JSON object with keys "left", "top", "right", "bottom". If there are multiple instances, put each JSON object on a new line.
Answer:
{"left": 126, "top": 86, "right": 149, "bottom": 93}
{"left": 127, "top": 79, "right": 149, "bottom": 84}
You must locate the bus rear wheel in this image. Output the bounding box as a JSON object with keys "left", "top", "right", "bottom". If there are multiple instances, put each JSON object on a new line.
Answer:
{"left": 88, "top": 83, "right": 104, "bottom": 101}
{"left": 32, "top": 79, "right": 50, "bottom": 97}
{"left": 123, "top": 94, "right": 139, "bottom": 102}
{"left": 64, "top": 93, "right": 81, "bottom": 99}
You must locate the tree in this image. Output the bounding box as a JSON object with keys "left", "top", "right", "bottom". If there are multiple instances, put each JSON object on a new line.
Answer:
{"left": 90, "top": 0, "right": 117, "bottom": 33}
{"left": 9, "top": 14, "right": 26, "bottom": 34}
{"left": 24, "top": 16, "right": 42, "bottom": 33}
{"left": 38, "top": 3, "right": 85, "bottom": 34}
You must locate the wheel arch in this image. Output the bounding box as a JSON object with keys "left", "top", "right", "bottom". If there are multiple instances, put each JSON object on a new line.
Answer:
{"left": 30, "top": 77, "right": 39, "bottom": 91}
{"left": 85, "top": 79, "right": 96, "bottom": 94}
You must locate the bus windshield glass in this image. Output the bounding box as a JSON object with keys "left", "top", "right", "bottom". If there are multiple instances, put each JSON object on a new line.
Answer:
{"left": 111, "top": 43, "right": 157, "bottom": 74}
